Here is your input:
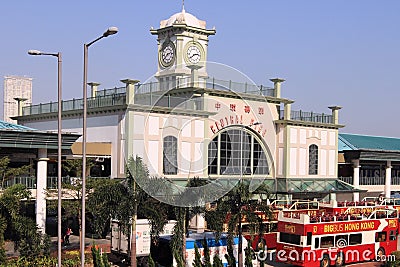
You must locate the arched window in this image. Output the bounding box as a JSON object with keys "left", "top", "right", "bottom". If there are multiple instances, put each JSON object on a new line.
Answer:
{"left": 308, "top": 144, "right": 318, "bottom": 175}
{"left": 207, "top": 128, "right": 270, "bottom": 175}
{"left": 163, "top": 136, "right": 177, "bottom": 175}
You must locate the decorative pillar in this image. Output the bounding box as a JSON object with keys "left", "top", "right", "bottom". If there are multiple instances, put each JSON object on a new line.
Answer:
{"left": 36, "top": 148, "right": 48, "bottom": 233}
{"left": 283, "top": 100, "right": 294, "bottom": 120}
{"left": 14, "top": 97, "right": 28, "bottom": 116}
{"left": 282, "top": 100, "right": 294, "bottom": 178}
{"left": 188, "top": 65, "right": 203, "bottom": 88}
{"left": 88, "top": 82, "right": 100, "bottom": 98}
{"left": 328, "top": 106, "right": 342, "bottom": 124}
{"left": 270, "top": 78, "right": 285, "bottom": 98}
{"left": 121, "top": 79, "right": 140, "bottom": 165}
{"left": 121, "top": 79, "right": 140, "bottom": 105}
{"left": 385, "top": 161, "right": 392, "bottom": 199}
{"left": 353, "top": 159, "right": 360, "bottom": 202}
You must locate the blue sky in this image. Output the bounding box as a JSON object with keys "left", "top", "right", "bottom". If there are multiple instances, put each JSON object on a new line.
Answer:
{"left": 1, "top": 0, "right": 399, "bottom": 137}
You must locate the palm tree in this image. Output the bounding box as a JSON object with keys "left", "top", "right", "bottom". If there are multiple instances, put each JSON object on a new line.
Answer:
{"left": 205, "top": 180, "right": 271, "bottom": 267}
{"left": 125, "top": 155, "right": 171, "bottom": 267}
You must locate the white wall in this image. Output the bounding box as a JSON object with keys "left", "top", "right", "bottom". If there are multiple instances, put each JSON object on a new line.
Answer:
{"left": 23, "top": 114, "right": 122, "bottom": 178}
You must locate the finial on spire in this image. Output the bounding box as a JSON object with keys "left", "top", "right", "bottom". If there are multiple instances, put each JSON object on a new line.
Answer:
{"left": 182, "top": 0, "right": 185, "bottom": 12}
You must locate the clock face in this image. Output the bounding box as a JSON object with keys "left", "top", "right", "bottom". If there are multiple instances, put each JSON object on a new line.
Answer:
{"left": 160, "top": 42, "right": 175, "bottom": 67}
{"left": 187, "top": 45, "right": 202, "bottom": 64}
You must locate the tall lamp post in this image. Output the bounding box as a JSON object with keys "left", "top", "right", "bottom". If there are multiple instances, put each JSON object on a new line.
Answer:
{"left": 81, "top": 27, "right": 118, "bottom": 266}
{"left": 238, "top": 122, "right": 262, "bottom": 267}
{"left": 28, "top": 50, "right": 62, "bottom": 267}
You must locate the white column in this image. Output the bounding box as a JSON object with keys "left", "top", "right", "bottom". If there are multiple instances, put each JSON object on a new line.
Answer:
{"left": 36, "top": 148, "right": 48, "bottom": 233}
{"left": 270, "top": 78, "right": 285, "bottom": 98}
{"left": 121, "top": 79, "right": 140, "bottom": 165}
{"left": 88, "top": 82, "right": 100, "bottom": 98}
{"left": 385, "top": 161, "right": 392, "bottom": 199}
{"left": 353, "top": 160, "right": 360, "bottom": 202}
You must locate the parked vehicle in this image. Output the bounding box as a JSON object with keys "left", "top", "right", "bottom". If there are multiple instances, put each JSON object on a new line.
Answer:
{"left": 152, "top": 231, "right": 247, "bottom": 267}
{"left": 110, "top": 219, "right": 176, "bottom": 264}
{"left": 276, "top": 208, "right": 399, "bottom": 267}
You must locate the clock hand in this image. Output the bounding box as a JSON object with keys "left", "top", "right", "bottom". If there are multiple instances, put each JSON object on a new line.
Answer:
{"left": 190, "top": 52, "right": 199, "bottom": 59}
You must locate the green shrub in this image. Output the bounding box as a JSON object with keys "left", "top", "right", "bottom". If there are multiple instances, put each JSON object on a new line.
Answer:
{"left": 148, "top": 253, "right": 155, "bottom": 267}
{"left": 386, "top": 251, "right": 400, "bottom": 267}
{"left": 212, "top": 254, "right": 223, "bottom": 267}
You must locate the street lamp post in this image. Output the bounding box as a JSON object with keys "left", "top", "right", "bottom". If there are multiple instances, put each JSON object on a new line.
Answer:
{"left": 28, "top": 49, "right": 62, "bottom": 267}
{"left": 238, "top": 122, "right": 262, "bottom": 267}
{"left": 81, "top": 27, "right": 118, "bottom": 266}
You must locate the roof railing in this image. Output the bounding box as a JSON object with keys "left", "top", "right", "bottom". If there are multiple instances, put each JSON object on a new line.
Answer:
{"left": 280, "top": 209, "right": 398, "bottom": 223}
{"left": 279, "top": 109, "right": 333, "bottom": 124}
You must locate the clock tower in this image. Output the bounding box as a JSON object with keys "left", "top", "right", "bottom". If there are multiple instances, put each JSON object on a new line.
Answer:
{"left": 150, "top": 6, "right": 216, "bottom": 87}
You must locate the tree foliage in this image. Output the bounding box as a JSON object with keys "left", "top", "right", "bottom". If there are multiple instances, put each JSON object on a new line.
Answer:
{"left": 47, "top": 158, "right": 102, "bottom": 237}
{"left": 212, "top": 254, "right": 224, "bottom": 267}
{"left": 148, "top": 253, "right": 155, "bottom": 267}
{"left": 206, "top": 180, "right": 271, "bottom": 267}
{"left": 87, "top": 179, "right": 130, "bottom": 237}
{"left": 202, "top": 238, "right": 212, "bottom": 267}
{"left": 62, "top": 158, "right": 95, "bottom": 178}
{"left": 171, "top": 207, "right": 185, "bottom": 267}
{"left": 91, "top": 244, "right": 110, "bottom": 267}
{"left": 0, "top": 185, "right": 50, "bottom": 261}
{"left": 0, "top": 156, "right": 31, "bottom": 189}
{"left": 0, "top": 216, "right": 6, "bottom": 263}
{"left": 244, "top": 240, "right": 253, "bottom": 267}
{"left": 193, "top": 243, "right": 203, "bottom": 267}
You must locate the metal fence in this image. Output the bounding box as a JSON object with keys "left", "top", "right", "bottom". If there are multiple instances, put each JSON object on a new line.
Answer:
{"left": 96, "top": 87, "right": 125, "bottom": 96}
{"left": 279, "top": 109, "right": 333, "bottom": 124}
{"left": 205, "top": 78, "right": 275, "bottom": 97}
{"left": 392, "top": 177, "right": 400, "bottom": 185}
{"left": 3, "top": 176, "right": 110, "bottom": 189}
{"left": 4, "top": 176, "right": 37, "bottom": 189}
{"left": 22, "top": 93, "right": 126, "bottom": 116}
{"left": 134, "top": 77, "right": 275, "bottom": 97}
{"left": 325, "top": 176, "right": 400, "bottom": 186}
{"left": 22, "top": 77, "right": 277, "bottom": 116}
{"left": 134, "top": 93, "right": 203, "bottom": 110}
{"left": 360, "top": 177, "right": 385, "bottom": 185}
{"left": 339, "top": 177, "right": 353, "bottom": 185}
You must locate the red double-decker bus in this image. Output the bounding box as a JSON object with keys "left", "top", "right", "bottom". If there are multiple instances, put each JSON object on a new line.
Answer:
{"left": 319, "top": 197, "right": 400, "bottom": 215}
{"left": 240, "top": 200, "right": 320, "bottom": 251}
{"left": 276, "top": 208, "right": 399, "bottom": 267}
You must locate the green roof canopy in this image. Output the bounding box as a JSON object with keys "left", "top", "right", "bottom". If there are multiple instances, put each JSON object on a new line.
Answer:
{"left": 0, "top": 120, "right": 34, "bottom": 130}
{"left": 339, "top": 133, "right": 400, "bottom": 152}
{"left": 276, "top": 178, "right": 362, "bottom": 194}
{"left": 339, "top": 133, "right": 400, "bottom": 161}
{"left": 0, "top": 120, "right": 80, "bottom": 150}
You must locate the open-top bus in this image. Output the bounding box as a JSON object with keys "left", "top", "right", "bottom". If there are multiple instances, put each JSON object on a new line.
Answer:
{"left": 276, "top": 208, "right": 399, "bottom": 267}
{"left": 240, "top": 200, "right": 320, "bottom": 251}
{"left": 320, "top": 197, "right": 400, "bottom": 215}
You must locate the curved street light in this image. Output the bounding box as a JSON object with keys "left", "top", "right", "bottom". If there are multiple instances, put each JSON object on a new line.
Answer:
{"left": 28, "top": 49, "right": 63, "bottom": 267}
{"left": 81, "top": 26, "right": 118, "bottom": 267}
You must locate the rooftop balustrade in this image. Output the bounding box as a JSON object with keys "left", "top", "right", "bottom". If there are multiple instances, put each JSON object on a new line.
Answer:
{"left": 279, "top": 109, "right": 333, "bottom": 124}
{"left": 21, "top": 78, "right": 276, "bottom": 116}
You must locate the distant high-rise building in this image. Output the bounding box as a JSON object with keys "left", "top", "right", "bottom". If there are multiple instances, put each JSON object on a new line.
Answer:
{"left": 3, "top": 76, "right": 32, "bottom": 123}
